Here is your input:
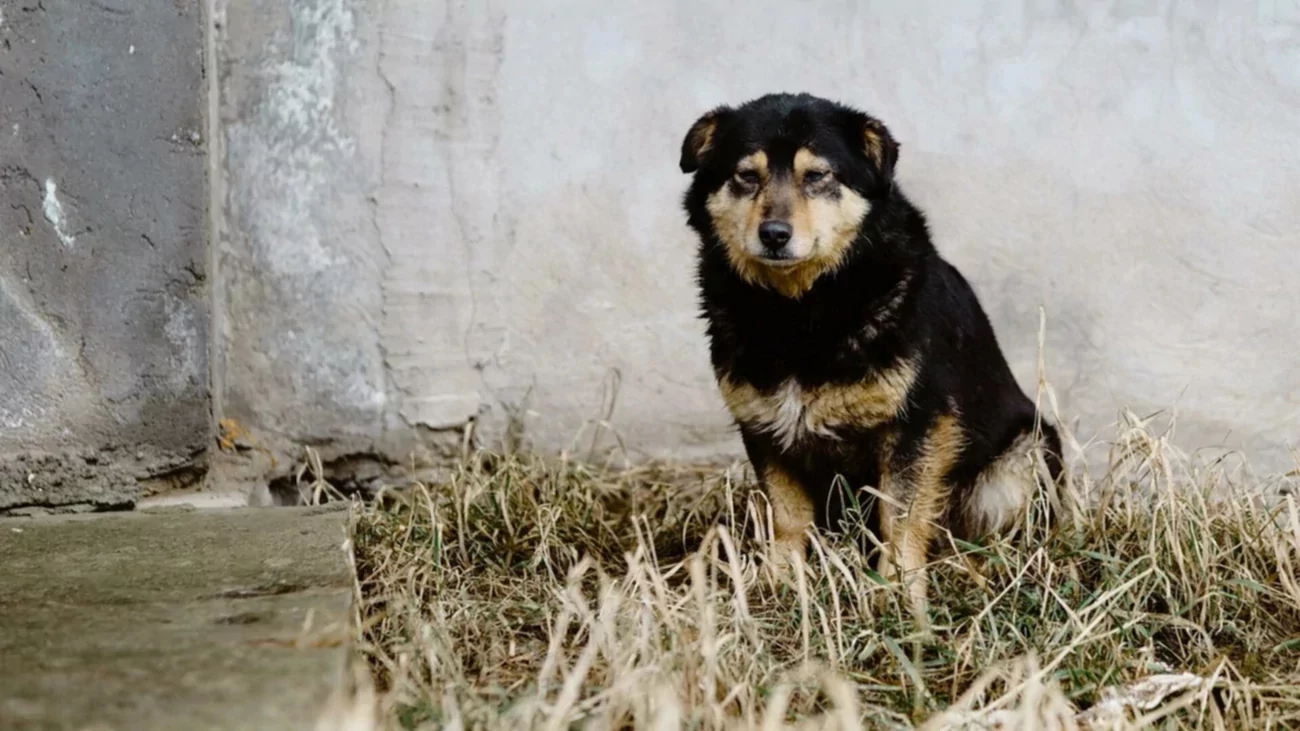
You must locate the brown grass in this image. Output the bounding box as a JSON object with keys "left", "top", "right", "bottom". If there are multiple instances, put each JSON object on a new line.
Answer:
{"left": 338, "top": 316, "right": 1300, "bottom": 729}
{"left": 341, "top": 405, "right": 1300, "bottom": 730}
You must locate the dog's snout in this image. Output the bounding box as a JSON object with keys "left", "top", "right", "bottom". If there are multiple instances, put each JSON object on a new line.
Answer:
{"left": 758, "top": 220, "right": 793, "bottom": 250}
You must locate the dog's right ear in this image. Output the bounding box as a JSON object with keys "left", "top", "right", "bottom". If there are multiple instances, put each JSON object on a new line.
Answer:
{"left": 679, "top": 106, "right": 731, "bottom": 174}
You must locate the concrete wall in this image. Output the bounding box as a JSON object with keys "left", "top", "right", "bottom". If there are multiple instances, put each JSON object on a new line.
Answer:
{"left": 214, "top": 0, "right": 1300, "bottom": 476}
{"left": 0, "top": 0, "right": 210, "bottom": 511}
{"left": 7, "top": 1, "right": 1295, "bottom": 505}
{"left": 213, "top": 0, "right": 392, "bottom": 475}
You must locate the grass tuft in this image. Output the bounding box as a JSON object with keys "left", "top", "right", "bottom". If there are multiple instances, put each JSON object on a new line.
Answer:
{"left": 344, "top": 408, "right": 1300, "bottom": 730}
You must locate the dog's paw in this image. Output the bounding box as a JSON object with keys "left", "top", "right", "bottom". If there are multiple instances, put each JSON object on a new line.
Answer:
{"left": 761, "top": 538, "right": 806, "bottom": 588}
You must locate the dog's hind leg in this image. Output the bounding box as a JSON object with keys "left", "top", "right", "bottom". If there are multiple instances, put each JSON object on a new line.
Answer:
{"left": 959, "top": 426, "right": 1062, "bottom": 540}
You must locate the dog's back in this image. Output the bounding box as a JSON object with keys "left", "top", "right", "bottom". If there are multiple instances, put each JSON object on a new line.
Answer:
{"left": 917, "top": 258, "right": 1063, "bottom": 537}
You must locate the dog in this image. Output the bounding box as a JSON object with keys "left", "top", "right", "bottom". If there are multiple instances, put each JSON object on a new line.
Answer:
{"left": 678, "top": 92, "right": 1063, "bottom": 619}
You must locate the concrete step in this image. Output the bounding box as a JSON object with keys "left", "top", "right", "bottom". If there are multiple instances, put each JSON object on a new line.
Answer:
{"left": 0, "top": 505, "right": 367, "bottom": 730}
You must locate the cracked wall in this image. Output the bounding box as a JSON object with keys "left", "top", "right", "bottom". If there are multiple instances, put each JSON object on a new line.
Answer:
{"left": 0, "top": 0, "right": 210, "bottom": 510}
{"left": 216, "top": 1, "right": 1300, "bottom": 476}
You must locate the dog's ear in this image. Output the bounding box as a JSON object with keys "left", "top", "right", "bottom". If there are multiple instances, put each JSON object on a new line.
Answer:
{"left": 680, "top": 106, "right": 731, "bottom": 174}
{"left": 842, "top": 111, "right": 899, "bottom": 190}
{"left": 860, "top": 116, "right": 899, "bottom": 183}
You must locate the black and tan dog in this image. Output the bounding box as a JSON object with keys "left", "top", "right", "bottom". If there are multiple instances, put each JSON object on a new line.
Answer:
{"left": 679, "top": 92, "right": 1063, "bottom": 618}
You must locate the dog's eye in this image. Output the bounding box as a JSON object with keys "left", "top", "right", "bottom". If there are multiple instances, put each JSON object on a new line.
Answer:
{"left": 734, "top": 170, "right": 760, "bottom": 185}
{"left": 804, "top": 170, "right": 831, "bottom": 184}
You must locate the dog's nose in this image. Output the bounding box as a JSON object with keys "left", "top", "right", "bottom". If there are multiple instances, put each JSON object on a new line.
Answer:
{"left": 758, "top": 220, "right": 793, "bottom": 250}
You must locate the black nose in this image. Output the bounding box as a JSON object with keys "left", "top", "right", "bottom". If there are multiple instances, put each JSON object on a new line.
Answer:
{"left": 758, "top": 220, "right": 793, "bottom": 250}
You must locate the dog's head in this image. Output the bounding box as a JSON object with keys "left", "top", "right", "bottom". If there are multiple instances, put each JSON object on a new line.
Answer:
{"left": 680, "top": 93, "right": 898, "bottom": 298}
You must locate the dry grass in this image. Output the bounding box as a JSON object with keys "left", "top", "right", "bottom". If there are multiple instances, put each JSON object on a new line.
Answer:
{"left": 342, "top": 403, "right": 1300, "bottom": 730}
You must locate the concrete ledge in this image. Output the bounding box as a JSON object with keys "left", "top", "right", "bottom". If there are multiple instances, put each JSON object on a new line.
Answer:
{"left": 0, "top": 451, "right": 140, "bottom": 516}
{"left": 0, "top": 505, "right": 356, "bottom": 730}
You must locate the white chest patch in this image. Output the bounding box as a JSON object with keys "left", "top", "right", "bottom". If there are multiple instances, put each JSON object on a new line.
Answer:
{"left": 717, "top": 364, "right": 916, "bottom": 453}
{"left": 722, "top": 358, "right": 915, "bottom": 450}
{"left": 758, "top": 380, "right": 839, "bottom": 451}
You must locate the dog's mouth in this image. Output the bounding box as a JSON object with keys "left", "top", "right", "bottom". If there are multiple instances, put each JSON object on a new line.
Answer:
{"left": 753, "top": 238, "right": 818, "bottom": 268}
{"left": 755, "top": 253, "right": 802, "bottom": 268}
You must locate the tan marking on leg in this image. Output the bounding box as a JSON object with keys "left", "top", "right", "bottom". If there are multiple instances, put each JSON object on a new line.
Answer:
{"left": 894, "top": 495, "right": 941, "bottom": 626}
{"left": 876, "top": 471, "right": 899, "bottom": 587}
{"left": 879, "top": 414, "right": 965, "bottom": 623}
{"left": 763, "top": 463, "right": 814, "bottom": 574}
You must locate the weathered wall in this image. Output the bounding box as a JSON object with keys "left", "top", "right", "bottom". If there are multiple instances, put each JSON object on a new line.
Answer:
{"left": 211, "top": 0, "right": 396, "bottom": 493}
{"left": 0, "top": 0, "right": 210, "bottom": 510}
{"left": 216, "top": 1, "right": 1300, "bottom": 476}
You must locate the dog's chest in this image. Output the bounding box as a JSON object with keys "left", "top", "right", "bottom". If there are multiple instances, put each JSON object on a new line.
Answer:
{"left": 718, "top": 362, "right": 915, "bottom": 452}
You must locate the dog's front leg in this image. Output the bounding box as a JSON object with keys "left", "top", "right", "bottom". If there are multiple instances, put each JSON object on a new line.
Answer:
{"left": 762, "top": 463, "right": 815, "bottom": 574}
{"left": 876, "top": 472, "right": 945, "bottom": 625}
{"left": 876, "top": 416, "right": 962, "bottom": 625}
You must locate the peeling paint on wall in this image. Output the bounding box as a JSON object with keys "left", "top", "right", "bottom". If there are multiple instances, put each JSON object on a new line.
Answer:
{"left": 232, "top": 0, "right": 357, "bottom": 278}
{"left": 219, "top": 0, "right": 388, "bottom": 442}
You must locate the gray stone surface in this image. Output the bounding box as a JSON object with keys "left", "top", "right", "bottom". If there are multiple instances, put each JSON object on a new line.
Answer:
{"left": 0, "top": 0, "right": 210, "bottom": 499}
{"left": 0, "top": 450, "right": 138, "bottom": 515}
{"left": 0, "top": 505, "right": 355, "bottom": 730}
{"left": 213, "top": 1, "right": 1300, "bottom": 476}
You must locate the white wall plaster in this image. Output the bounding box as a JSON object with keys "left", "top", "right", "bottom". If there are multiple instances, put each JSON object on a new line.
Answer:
{"left": 41, "top": 180, "right": 75, "bottom": 248}
{"left": 220, "top": 0, "right": 388, "bottom": 437}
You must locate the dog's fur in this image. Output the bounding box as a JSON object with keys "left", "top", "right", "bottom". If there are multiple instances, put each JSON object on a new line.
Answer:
{"left": 679, "top": 93, "right": 1063, "bottom": 618}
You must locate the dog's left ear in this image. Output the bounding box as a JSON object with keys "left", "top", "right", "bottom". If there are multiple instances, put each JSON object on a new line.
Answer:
{"left": 862, "top": 117, "right": 899, "bottom": 181}
{"left": 680, "top": 106, "right": 731, "bottom": 174}
{"left": 844, "top": 112, "right": 899, "bottom": 189}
